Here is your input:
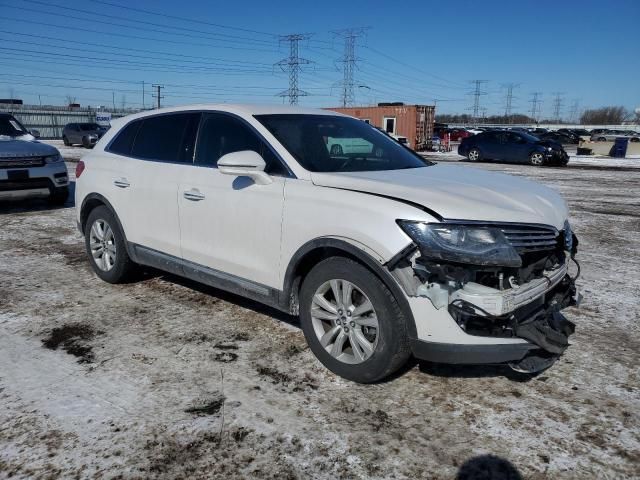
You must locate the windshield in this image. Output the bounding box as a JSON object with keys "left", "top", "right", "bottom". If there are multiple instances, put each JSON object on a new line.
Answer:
{"left": 79, "top": 123, "right": 100, "bottom": 131}
{"left": 0, "top": 115, "right": 29, "bottom": 136}
{"left": 255, "top": 114, "right": 430, "bottom": 173}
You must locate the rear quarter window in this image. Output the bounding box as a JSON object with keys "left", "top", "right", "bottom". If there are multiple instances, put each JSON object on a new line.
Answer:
{"left": 107, "top": 120, "right": 141, "bottom": 156}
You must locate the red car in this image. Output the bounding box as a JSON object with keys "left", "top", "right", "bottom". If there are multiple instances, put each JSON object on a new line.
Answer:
{"left": 446, "top": 128, "right": 473, "bottom": 141}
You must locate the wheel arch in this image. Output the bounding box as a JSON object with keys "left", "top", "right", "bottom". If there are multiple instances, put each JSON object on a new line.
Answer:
{"left": 80, "top": 193, "right": 129, "bottom": 241}
{"left": 282, "top": 237, "right": 417, "bottom": 339}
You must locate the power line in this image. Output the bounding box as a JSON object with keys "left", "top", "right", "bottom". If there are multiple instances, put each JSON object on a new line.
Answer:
{"left": 468, "top": 80, "right": 488, "bottom": 122}
{"left": 16, "top": 0, "right": 278, "bottom": 47}
{"left": 333, "top": 28, "right": 368, "bottom": 107}
{"left": 152, "top": 84, "right": 164, "bottom": 109}
{"left": 86, "top": 0, "right": 275, "bottom": 37}
{"left": 1, "top": 15, "right": 274, "bottom": 53}
{"left": 276, "top": 34, "right": 313, "bottom": 105}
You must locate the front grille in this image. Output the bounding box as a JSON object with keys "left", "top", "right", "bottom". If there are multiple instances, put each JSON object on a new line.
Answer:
{"left": 0, "top": 157, "right": 45, "bottom": 168}
{"left": 499, "top": 224, "right": 560, "bottom": 253}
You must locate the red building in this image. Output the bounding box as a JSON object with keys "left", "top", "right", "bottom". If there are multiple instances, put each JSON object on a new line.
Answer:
{"left": 327, "top": 103, "right": 435, "bottom": 151}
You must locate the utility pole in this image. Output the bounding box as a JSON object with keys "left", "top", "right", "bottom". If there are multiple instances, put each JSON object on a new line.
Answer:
{"left": 333, "top": 27, "right": 368, "bottom": 107}
{"left": 468, "top": 80, "right": 488, "bottom": 124}
{"left": 112, "top": 91, "right": 115, "bottom": 110}
{"left": 529, "top": 92, "right": 542, "bottom": 123}
{"left": 552, "top": 92, "right": 564, "bottom": 123}
{"left": 275, "top": 34, "right": 313, "bottom": 105}
{"left": 502, "top": 83, "right": 520, "bottom": 124}
{"left": 152, "top": 84, "right": 164, "bottom": 109}
{"left": 142, "top": 81, "right": 145, "bottom": 110}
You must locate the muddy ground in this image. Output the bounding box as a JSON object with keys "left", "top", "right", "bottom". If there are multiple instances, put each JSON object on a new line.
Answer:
{"left": 1, "top": 152, "right": 639, "bottom": 479}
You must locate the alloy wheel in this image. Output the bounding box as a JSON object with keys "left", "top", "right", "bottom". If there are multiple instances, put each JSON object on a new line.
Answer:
{"left": 89, "top": 219, "right": 117, "bottom": 271}
{"left": 468, "top": 149, "right": 480, "bottom": 161}
{"left": 530, "top": 153, "right": 545, "bottom": 165}
{"left": 310, "top": 279, "right": 379, "bottom": 364}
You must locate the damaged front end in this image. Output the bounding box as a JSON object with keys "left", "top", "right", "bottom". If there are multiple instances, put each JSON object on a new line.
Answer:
{"left": 392, "top": 220, "right": 581, "bottom": 373}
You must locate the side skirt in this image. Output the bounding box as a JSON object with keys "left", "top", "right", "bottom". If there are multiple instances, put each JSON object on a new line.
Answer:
{"left": 128, "top": 243, "right": 287, "bottom": 311}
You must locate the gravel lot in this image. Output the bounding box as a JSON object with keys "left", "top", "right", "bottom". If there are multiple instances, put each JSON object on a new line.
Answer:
{"left": 1, "top": 146, "right": 639, "bottom": 479}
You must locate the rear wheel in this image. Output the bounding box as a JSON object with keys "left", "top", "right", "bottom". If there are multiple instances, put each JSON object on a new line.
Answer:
{"left": 62, "top": 136, "right": 70, "bottom": 146}
{"left": 597, "top": 137, "right": 607, "bottom": 141}
{"left": 529, "top": 152, "right": 545, "bottom": 166}
{"left": 467, "top": 148, "right": 481, "bottom": 161}
{"left": 299, "top": 257, "right": 410, "bottom": 383}
{"left": 330, "top": 144, "right": 343, "bottom": 155}
{"left": 85, "top": 206, "right": 136, "bottom": 283}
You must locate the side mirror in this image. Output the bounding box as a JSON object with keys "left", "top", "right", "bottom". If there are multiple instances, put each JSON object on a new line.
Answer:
{"left": 217, "top": 150, "right": 272, "bottom": 185}
{"left": 30, "top": 129, "right": 41, "bottom": 138}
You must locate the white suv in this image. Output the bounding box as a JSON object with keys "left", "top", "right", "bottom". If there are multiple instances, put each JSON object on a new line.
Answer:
{"left": 75, "top": 105, "right": 580, "bottom": 382}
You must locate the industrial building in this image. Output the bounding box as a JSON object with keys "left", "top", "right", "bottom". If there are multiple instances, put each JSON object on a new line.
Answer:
{"left": 327, "top": 103, "right": 436, "bottom": 151}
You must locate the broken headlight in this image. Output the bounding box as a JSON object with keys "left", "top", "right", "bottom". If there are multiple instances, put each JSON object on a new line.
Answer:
{"left": 397, "top": 221, "right": 522, "bottom": 267}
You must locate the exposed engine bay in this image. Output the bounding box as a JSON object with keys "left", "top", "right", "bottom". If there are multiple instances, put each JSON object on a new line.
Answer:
{"left": 389, "top": 222, "right": 581, "bottom": 372}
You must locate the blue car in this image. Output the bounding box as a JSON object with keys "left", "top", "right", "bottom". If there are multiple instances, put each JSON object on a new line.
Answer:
{"left": 458, "top": 130, "right": 569, "bottom": 166}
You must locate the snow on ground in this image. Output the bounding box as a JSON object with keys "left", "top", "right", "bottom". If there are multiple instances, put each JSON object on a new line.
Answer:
{"left": 1, "top": 161, "right": 639, "bottom": 479}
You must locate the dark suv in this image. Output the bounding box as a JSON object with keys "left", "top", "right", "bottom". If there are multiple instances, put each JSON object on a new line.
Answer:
{"left": 458, "top": 130, "right": 569, "bottom": 166}
{"left": 63, "top": 123, "right": 108, "bottom": 148}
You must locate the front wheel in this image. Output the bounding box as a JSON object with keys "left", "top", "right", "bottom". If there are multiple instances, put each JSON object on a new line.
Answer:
{"left": 62, "top": 136, "right": 70, "bottom": 146}
{"left": 299, "top": 257, "right": 410, "bottom": 383}
{"left": 529, "top": 152, "right": 545, "bottom": 166}
{"left": 467, "top": 148, "right": 481, "bottom": 161}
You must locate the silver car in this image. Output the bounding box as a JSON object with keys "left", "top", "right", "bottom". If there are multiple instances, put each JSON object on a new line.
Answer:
{"left": 63, "top": 122, "right": 108, "bottom": 148}
{"left": 590, "top": 130, "right": 640, "bottom": 142}
{"left": 0, "top": 113, "right": 69, "bottom": 204}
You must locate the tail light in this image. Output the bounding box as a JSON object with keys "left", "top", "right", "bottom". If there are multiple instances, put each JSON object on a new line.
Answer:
{"left": 75, "top": 160, "right": 85, "bottom": 178}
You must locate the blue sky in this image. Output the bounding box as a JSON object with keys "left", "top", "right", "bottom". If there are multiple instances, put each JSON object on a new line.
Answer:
{"left": 1, "top": 0, "right": 638, "bottom": 118}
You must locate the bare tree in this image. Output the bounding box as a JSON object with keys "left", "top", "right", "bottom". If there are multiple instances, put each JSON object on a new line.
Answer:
{"left": 120, "top": 94, "right": 126, "bottom": 110}
{"left": 580, "top": 106, "right": 628, "bottom": 125}
{"left": 65, "top": 95, "right": 77, "bottom": 106}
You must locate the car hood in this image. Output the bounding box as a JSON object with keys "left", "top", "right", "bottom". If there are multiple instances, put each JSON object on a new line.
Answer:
{"left": 0, "top": 138, "right": 59, "bottom": 158}
{"left": 310, "top": 164, "right": 568, "bottom": 229}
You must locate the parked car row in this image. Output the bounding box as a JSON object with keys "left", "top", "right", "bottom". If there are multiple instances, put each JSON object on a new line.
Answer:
{"left": 437, "top": 125, "right": 639, "bottom": 145}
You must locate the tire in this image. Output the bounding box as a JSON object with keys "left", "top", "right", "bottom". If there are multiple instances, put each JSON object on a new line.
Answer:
{"left": 84, "top": 206, "right": 136, "bottom": 283}
{"left": 467, "top": 148, "right": 481, "bottom": 162}
{"left": 597, "top": 137, "right": 606, "bottom": 142}
{"left": 299, "top": 257, "right": 411, "bottom": 383}
{"left": 529, "top": 152, "right": 545, "bottom": 166}
{"left": 630, "top": 137, "right": 639, "bottom": 143}
{"left": 82, "top": 136, "right": 93, "bottom": 149}
{"left": 330, "top": 144, "right": 343, "bottom": 155}
{"left": 62, "top": 136, "right": 70, "bottom": 146}
{"left": 48, "top": 187, "right": 69, "bottom": 205}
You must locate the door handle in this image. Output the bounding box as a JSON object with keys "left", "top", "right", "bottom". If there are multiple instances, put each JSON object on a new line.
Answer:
{"left": 113, "top": 178, "right": 130, "bottom": 188}
{"left": 183, "top": 189, "right": 205, "bottom": 201}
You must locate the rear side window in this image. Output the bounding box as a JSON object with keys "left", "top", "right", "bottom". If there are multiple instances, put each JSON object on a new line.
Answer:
{"left": 131, "top": 113, "right": 198, "bottom": 163}
{"left": 195, "top": 113, "right": 288, "bottom": 175}
{"left": 108, "top": 120, "right": 141, "bottom": 155}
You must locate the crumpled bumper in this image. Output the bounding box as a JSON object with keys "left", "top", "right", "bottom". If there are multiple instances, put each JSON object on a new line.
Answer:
{"left": 411, "top": 274, "right": 579, "bottom": 373}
